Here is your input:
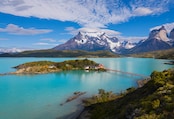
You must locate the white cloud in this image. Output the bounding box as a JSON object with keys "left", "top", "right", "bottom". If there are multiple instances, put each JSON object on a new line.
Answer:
{"left": 118, "top": 36, "right": 147, "bottom": 42}
{"left": 0, "top": 0, "right": 172, "bottom": 28}
{"left": 133, "top": 7, "right": 153, "bottom": 16}
{"left": 0, "top": 47, "right": 33, "bottom": 53}
{"left": 57, "top": 39, "right": 68, "bottom": 44}
{"left": 150, "top": 22, "right": 174, "bottom": 33}
{"left": 39, "top": 38, "right": 67, "bottom": 45}
{"left": 65, "top": 27, "right": 121, "bottom": 37}
{"left": 65, "top": 27, "right": 78, "bottom": 35}
{"left": 40, "top": 38, "right": 56, "bottom": 42}
{"left": 64, "top": 26, "right": 147, "bottom": 42}
{"left": 33, "top": 42, "right": 58, "bottom": 46}
{"left": 0, "top": 24, "right": 52, "bottom": 35}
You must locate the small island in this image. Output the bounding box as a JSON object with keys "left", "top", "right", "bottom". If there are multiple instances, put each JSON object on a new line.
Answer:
{"left": 7, "top": 59, "right": 106, "bottom": 75}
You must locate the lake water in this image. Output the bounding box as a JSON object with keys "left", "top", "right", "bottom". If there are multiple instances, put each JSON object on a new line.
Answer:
{"left": 0, "top": 57, "right": 173, "bottom": 119}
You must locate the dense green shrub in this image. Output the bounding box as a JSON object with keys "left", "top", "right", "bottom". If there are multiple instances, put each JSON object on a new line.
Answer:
{"left": 83, "top": 69, "right": 174, "bottom": 119}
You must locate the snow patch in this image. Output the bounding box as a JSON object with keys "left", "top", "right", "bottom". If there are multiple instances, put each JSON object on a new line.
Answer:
{"left": 75, "top": 38, "right": 87, "bottom": 44}
{"left": 150, "top": 22, "right": 174, "bottom": 33}
{"left": 106, "top": 38, "right": 121, "bottom": 51}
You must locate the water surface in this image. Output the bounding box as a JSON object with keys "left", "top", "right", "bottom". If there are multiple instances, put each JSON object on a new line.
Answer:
{"left": 0, "top": 57, "right": 173, "bottom": 119}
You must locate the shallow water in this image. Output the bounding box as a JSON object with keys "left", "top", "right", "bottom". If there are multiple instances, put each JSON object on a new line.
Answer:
{"left": 0, "top": 57, "right": 173, "bottom": 119}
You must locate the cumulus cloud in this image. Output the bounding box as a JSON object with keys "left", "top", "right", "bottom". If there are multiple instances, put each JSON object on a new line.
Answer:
{"left": 150, "top": 22, "right": 174, "bottom": 33}
{"left": 33, "top": 42, "right": 58, "bottom": 46}
{"left": 132, "top": 7, "right": 153, "bottom": 16}
{"left": 65, "top": 27, "right": 121, "bottom": 37}
{"left": 0, "top": 0, "right": 172, "bottom": 28}
{"left": 118, "top": 36, "right": 147, "bottom": 42}
{"left": 57, "top": 39, "right": 68, "bottom": 44}
{"left": 0, "top": 47, "right": 33, "bottom": 53}
{"left": 0, "top": 24, "right": 52, "bottom": 35}
{"left": 40, "top": 38, "right": 56, "bottom": 42}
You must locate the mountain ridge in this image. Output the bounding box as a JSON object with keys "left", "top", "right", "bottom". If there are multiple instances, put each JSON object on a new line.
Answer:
{"left": 53, "top": 26, "right": 174, "bottom": 54}
{"left": 1, "top": 25, "right": 174, "bottom": 55}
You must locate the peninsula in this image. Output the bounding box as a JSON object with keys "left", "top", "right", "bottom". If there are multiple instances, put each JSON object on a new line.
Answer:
{"left": 6, "top": 59, "right": 105, "bottom": 75}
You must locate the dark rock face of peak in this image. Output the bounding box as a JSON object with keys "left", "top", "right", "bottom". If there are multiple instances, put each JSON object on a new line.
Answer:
{"left": 159, "top": 26, "right": 166, "bottom": 30}
{"left": 148, "top": 26, "right": 168, "bottom": 41}
{"left": 170, "top": 28, "right": 174, "bottom": 40}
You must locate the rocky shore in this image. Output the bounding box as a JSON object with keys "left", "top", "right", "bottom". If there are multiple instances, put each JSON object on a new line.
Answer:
{"left": 164, "top": 61, "right": 174, "bottom": 65}
{"left": 137, "top": 78, "right": 151, "bottom": 88}
{"left": 76, "top": 78, "right": 152, "bottom": 119}
{"left": 60, "top": 92, "right": 86, "bottom": 106}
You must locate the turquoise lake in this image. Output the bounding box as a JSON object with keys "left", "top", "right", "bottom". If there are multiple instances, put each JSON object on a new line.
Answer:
{"left": 0, "top": 57, "right": 173, "bottom": 119}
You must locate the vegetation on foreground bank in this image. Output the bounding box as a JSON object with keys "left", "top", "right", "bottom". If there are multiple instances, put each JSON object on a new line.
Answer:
{"left": 78, "top": 69, "right": 174, "bottom": 119}
{"left": 11, "top": 59, "right": 106, "bottom": 74}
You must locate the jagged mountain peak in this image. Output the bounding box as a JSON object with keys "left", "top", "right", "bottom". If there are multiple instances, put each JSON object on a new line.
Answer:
{"left": 53, "top": 25, "right": 174, "bottom": 54}
{"left": 53, "top": 31, "right": 139, "bottom": 54}
{"left": 53, "top": 31, "right": 123, "bottom": 53}
{"left": 149, "top": 26, "right": 169, "bottom": 41}
{"left": 159, "top": 25, "right": 166, "bottom": 30}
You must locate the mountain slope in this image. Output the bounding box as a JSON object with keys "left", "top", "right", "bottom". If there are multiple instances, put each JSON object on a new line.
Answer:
{"left": 130, "top": 48, "right": 174, "bottom": 59}
{"left": 170, "top": 28, "right": 174, "bottom": 40}
{"left": 127, "top": 26, "right": 173, "bottom": 54}
{"left": 128, "top": 38, "right": 172, "bottom": 53}
{"left": 53, "top": 32, "right": 135, "bottom": 53}
{"left": 53, "top": 26, "right": 174, "bottom": 54}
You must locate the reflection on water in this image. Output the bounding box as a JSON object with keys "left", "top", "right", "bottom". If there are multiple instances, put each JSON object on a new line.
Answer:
{"left": 0, "top": 58, "right": 173, "bottom": 119}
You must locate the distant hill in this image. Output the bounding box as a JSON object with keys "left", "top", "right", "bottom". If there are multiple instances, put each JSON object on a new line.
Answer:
{"left": 130, "top": 48, "right": 174, "bottom": 59}
{"left": 0, "top": 49, "right": 119, "bottom": 58}
{"left": 78, "top": 69, "right": 174, "bottom": 119}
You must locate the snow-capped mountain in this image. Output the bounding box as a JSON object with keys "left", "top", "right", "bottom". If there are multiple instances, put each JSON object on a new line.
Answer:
{"left": 53, "top": 25, "right": 174, "bottom": 54}
{"left": 121, "top": 41, "right": 137, "bottom": 49}
{"left": 53, "top": 31, "right": 136, "bottom": 53}
{"left": 128, "top": 26, "right": 173, "bottom": 53}
{"left": 149, "top": 26, "right": 169, "bottom": 41}
{"left": 0, "top": 48, "right": 28, "bottom": 54}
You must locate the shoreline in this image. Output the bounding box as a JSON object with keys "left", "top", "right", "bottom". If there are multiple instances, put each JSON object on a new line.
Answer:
{"left": 75, "top": 78, "right": 152, "bottom": 119}
{"left": 137, "top": 78, "right": 151, "bottom": 88}
{"left": 0, "top": 59, "right": 106, "bottom": 76}
{"left": 58, "top": 106, "right": 84, "bottom": 119}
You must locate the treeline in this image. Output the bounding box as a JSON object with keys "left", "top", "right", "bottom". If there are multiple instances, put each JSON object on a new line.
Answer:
{"left": 55, "top": 59, "right": 99, "bottom": 70}
{"left": 13, "top": 59, "right": 103, "bottom": 74}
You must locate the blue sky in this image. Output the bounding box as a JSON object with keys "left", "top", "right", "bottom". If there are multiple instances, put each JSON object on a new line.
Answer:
{"left": 0, "top": 0, "right": 174, "bottom": 50}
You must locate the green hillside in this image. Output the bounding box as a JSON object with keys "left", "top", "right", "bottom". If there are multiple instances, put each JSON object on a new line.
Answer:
{"left": 0, "top": 49, "right": 119, "bottom": 57}
{"left": 130, "top": 48, "right": 174, "bottom": 59}
{"left": 11, "top": 59, "right": 105, "bottom": 74}
{"left": 78, "top": 69, "right": 174, "bottom": 119}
